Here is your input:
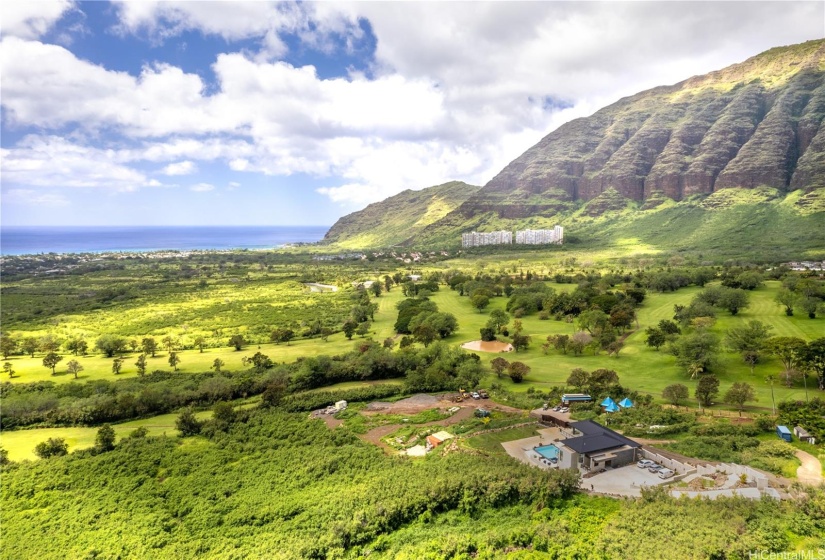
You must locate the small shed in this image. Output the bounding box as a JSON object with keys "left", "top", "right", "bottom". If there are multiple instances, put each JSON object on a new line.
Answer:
{"left": 425, "top": 431, "right": 454, "bottom": 450}
{"left": 776, "top": 425, "right": 792, "bottom": 442}
{"left": 562, "top": 393, "right": 592, "bottom": 404}
{"left": 334, "top": 400, "right": 348, "bottom": 411}
{"left": 794, "top": 426, "right": 816, "bottom": 444}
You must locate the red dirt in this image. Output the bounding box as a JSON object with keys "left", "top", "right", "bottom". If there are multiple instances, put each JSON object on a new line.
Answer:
{"left": 358, "top": 398, "right": 524, "bottom": 450}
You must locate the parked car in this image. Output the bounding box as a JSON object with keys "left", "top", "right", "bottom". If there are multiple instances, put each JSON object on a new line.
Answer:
{"left": 471, "top": 392, "right": 481, "bottom": 400}
{"left": 648, "top": 464, "right": 663, "bottom": 473}
{"left": 478, "top": 390, "right": 489, "bottom": 399}
{"left": 658, "top": 468, "right": 675, "bottom": 479}
{"left": 560, "top": 407, "right": 570, "bottom": 413}
{"left": 637, "top": 459, "right": 655, "bottom": 468}
{"left": 552, "top": 406, "right": 560, "bottom": 411}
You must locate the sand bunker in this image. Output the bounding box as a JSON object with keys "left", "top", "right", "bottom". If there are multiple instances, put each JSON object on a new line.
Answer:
{"left": 461, "top": 340, "right": 514, "bottom": 353}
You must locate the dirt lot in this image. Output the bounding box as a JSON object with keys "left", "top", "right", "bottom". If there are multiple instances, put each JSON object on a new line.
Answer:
{"left": 357, "top": 395, "right": 525, "bottom": 449}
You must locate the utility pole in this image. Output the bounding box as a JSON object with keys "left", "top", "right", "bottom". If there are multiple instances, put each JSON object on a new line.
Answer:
{"left": 766, "top": 375, "right": 776, "bottom": 416}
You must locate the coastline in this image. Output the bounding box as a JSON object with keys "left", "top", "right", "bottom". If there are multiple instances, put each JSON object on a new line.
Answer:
{"left": 0, "top": 225, "right": 330, "bottom": 257}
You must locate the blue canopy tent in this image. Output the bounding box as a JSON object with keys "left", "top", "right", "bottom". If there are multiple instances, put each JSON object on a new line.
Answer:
{"left": 604, "top": 402, "right": 620, "bottom": 413}
{"left": 618, "top": 398, "right": 633, "bottom": 408}
{"left": 600, "top": 397, "right": 616, "bottom": 407}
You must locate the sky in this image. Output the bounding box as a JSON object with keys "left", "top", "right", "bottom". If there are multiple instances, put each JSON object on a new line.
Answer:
{"left": 1, "top": 1, "right": 823, "bottom": 227}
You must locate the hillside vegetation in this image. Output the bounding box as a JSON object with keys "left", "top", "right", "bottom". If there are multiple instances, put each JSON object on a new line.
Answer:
{"left": 322, "top": 40, "right": 825, "bottom": 254}
{"left": 323, "top": 181, "right": 480, "bottom": 248}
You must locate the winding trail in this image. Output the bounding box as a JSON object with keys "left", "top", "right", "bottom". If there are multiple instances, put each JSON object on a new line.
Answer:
{"left": 795, "top": 449, "right": 824, "bottom": 486}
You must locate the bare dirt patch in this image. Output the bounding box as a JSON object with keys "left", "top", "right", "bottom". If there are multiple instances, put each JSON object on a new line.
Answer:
{"left": 460, "top": 340, "right": 514, "bottom": 353}
{"left": 362, "top": 393, "right": 443, "bottom": 415}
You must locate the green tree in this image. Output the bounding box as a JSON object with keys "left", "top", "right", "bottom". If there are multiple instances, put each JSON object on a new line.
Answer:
{"left": 34, "top": 438, "right": 68, "bottom": 459}
{"left": 141, "top": 337, "right": 158, "bottom": 357}
{"left": 135, "top": 354, "right": 148, "bottom": 376}
{"left": 798, "top": 338, "right": 825, "bottom": 390}
{"left": 249, "top": 352, "right": 273, "bottom": 373}
{"left": 175, "top": 407, "right": 202, "bottom": 436}
{"left": 228, "top": 334, "right": 246, "bottom": 351}
{"left": 356, "top": 322, "right": 371, "bottom": 338}
{"left": 491, "top": 357, "right": 509, "bottom": 378}
{"left": 3, "top": 362, "right": 16, "bottom": 378}
{"left": 578, "top": 309, "right": 610, "bottom": 336}
{"left": 487, "top": 309, "right": 509, "bottom": 333}
{"left": 161, "top": 336, "right": 176, "bottom": 353}
{"left": 38, "top": 335, "right": 61, "bottom": 353}
{"left": 1, "top": 334, "right": 18, "bottom": 359}
{"left": 718, "top": 288, "right": 749, "bottom": 315}
{"left": 657, "top": 320, "right": 681, "bottom": 336}
{"left": 212, "top": 402, "right": 236, "bottom": 430}
{"left": 66, "top": 359, "right": 84, "bottom": 379}
{"left": 765, "top": 337, "right": 806, "bottom": 386}
{"left": 21, "top": 337, "right": 39, "bottom": 357}
{"left": 383, "top": 337, "right": 395, "bottom": 349}
{"left": 508, "top": 361, "right": 530, "bottom": 383}
{"left": 695, "top": 375, "right": 720, "bottom": 408}
{"left": 725, "top": 320, "right": 773, "bottom": 373}
{"left": 65, "top": 337, "right": 88, "bottom": 356}
{"left": 588, "top": 368, "right": 620, "bottom": 393}
{"left": 193, "top": 336, "right": 206, "bottom": 353}
{"left": 0, "top": 447, "right": 9, "bottom": 466}
{"left": 723, "top": 382, "right": 757, "bottom": 416}
{"left": 645, "top": 327, "right": 666, "bottom": 351}
{"left": 95, "top": 335, "right": 127, "bottom": 358}
{"left": 168, "top": 352, "right": 180, "bottom": 372}
{"left": 567, "top": 368, "right": 589, "bottom": 392}
{"left": 112, "top": 357, "right": 124, "bottom": 375}
{"left": 95, "top": 425, "right": 116, "bottom": 453}
{"left": 512, "top": 332, "right": 531, "bottom": 352}
{"left": 42, "top": 352, "right": 62, "bottom": 375}
{"left": 662, "top": 383, "right": 689, "bottom": 406}
{"left": 260, "top": 379, "right": 287, "bottom": 408}
{"left": 775, "top": 289, "right": 797, "bottom": 316}
{"left": 342, "top": 320, "right": 357, "bottom": 340}
{"left": 671, "top": 331, "right": 719, "bottom": 378}
{"left": 211, "top": 358, "right": 225, "bottom": 373}
{"left": 551, "top": 334, "right": 570, "bottom": 354}
{"left": 369, "top": 282, "right": 382, "bottom": 297}
{"left": 471, "top": 294, "right": 490, "bottom": 311}
{"left": 801, "top": 297, "right": 821, "bottom": 319}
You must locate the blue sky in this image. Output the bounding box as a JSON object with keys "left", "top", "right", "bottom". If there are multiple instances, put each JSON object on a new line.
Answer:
{"left": 2, "top": 1, "right": 823, "bottom": 227}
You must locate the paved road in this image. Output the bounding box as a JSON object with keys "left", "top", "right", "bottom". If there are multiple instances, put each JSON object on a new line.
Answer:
{"left": 795, "top": 449, "right": 824, "bottom": 486}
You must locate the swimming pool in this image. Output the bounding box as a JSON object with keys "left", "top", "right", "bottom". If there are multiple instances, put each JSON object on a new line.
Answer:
{"left": 535, "top": 444, "right": 560, "bottom": 460}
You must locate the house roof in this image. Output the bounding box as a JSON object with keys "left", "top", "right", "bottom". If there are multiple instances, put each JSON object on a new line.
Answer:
{"left": 562, "top": 420, "right": 640, "bottom": 455}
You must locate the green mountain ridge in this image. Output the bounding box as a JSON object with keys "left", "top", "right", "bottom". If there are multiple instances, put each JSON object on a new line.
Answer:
{"left": 324, "top": 40, "right": 825, "bottom": 258}
{"left": 322, "top": 181, "right": 480, "bottom": 248}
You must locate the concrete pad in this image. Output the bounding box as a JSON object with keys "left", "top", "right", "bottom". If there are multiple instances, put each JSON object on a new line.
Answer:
{"left": 585, "top": 465, "right": 668, "bottom": 497}
{"left": 405, "top": 445, "right": 427, "bottom": 457}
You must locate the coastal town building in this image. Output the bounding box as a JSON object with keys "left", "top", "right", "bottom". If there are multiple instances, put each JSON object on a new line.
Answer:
{"left": 462, "top": 226, "right": 563, "bottom": 248}
{"left": 461, "top": 230, "right": 513, "bottom": 247}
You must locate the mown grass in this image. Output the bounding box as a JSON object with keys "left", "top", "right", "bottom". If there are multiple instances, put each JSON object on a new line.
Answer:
{"left": 464, "top": 425, "right": 539, "bottom": 455}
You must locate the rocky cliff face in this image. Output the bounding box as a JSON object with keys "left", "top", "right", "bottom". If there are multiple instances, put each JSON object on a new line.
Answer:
{"left": 459, "top": 39, "right": 825, "bottom": 218}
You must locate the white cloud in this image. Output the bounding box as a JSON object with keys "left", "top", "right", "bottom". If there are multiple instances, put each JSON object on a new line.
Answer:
{"left": 161, "top": 160, "right": 197, "bottom": 176}
{"left": 0, "top": 0, "right": 74, "bottom": 39}
{"left": 1, "top": 135, "right": 150, "bottom": 191}
{"left": 228, "top": 182, "right": 241, "bottom": 190}
{"left": 2, "top": 1, "right": 823, "bottom": 211}
{"left": 4, "top": 188, "right": 70, "bottom": 207}
{"left": 190, "top": 183, "right": 215, "bottom": 192}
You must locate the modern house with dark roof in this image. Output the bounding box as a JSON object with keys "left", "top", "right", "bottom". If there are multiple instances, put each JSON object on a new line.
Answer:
{"left": 554, "top": 420, "right": 641, "bottom": 471}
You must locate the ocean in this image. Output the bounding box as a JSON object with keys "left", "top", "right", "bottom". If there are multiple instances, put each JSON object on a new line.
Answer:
{"left": 0, "top": 226, "right": 330, "bottom": 256}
